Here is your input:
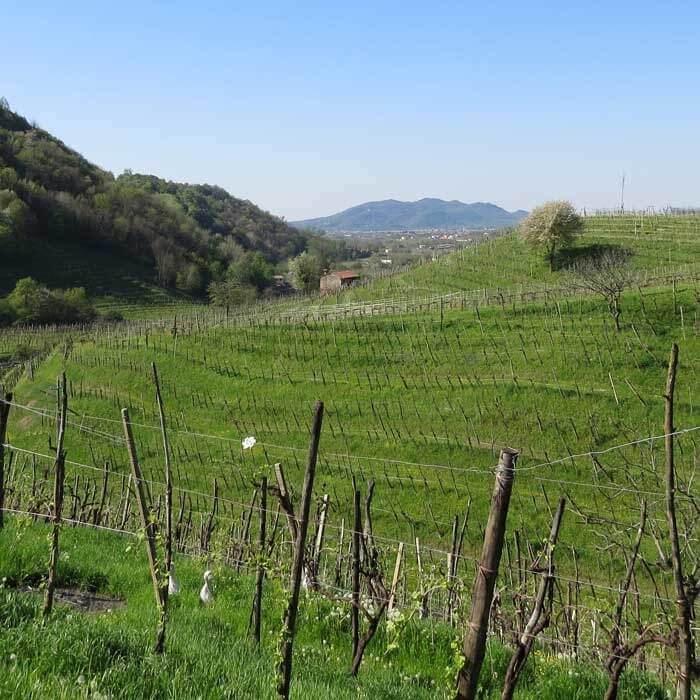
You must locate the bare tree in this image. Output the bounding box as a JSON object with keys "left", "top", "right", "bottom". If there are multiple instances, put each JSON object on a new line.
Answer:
{"left": 570, "top": 249, "right": 638, "bottom": 331}
{"left": 151, "top": 239, "right": 179, "bottom": 287}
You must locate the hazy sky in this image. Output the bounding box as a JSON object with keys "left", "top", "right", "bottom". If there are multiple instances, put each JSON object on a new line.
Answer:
{"left": 3, "top": 1, "right": 699, "bottom": 220}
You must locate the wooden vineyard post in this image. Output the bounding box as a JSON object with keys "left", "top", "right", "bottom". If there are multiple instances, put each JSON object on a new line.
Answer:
{"left": 252, "top": 476, "right": 267, "bottom": 644}
{"left": 274, "top": 463, "right": 298, "bottom": 543}
{"left": 43, "top": 374, "right": 67, "bottom": 618}
{"left": 501, "top": 497, "right": 566, "bottom": 700}
{"left": 351, "top": 486, "right": 361, "bottom": 660}
{"left": 0, "top": 390, "right": 12, "bottom": 531}
{"left": 664, "top": 344, "right": 693, "bottom": 700}
{"left": 388, "top": 542, "right": 404, "bottom": 613}
{"left": 310, "top": 493, "right": 329, "bottom": 588}
{"left": 415, "top": 537, "right": 428, "bottom": 618}
{"left": 152, "top": 363, "right": 173, "bottom": 604}
{"left": 455, "top": 448, "right": 517, "bottom": 700}
{"left": 122, "top": 408, "right": 167, "bottom": 654}
{"left": 276, "top": 400, "right": 324, "bottom": 699}
{"left": 94, "top": 463, "right": 109, "bottom": 526}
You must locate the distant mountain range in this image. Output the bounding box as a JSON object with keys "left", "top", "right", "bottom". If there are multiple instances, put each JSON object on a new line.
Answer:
{"left": 293, "top": 198, "right": 527, "bottom": 233}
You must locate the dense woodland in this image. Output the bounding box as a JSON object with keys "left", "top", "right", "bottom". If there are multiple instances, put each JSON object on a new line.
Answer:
{"left": 0, "top": 99, "right": 361, "bottom": 322}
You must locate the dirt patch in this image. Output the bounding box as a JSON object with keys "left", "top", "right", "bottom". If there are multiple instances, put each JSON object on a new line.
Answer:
{"left": 18, "top": 415, "right": 34, "bottom": 429}
{"left": 20, "top": 586, "right": 125, "bottom": 613}
{"left": 17, "top": 400, "right": 37, "bottom": 429}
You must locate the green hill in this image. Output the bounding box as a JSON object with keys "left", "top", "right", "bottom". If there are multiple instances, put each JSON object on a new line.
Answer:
{"left": 292, "top": 197, "right": 526, "bottom": 232}
{"left": 313, "top": 212, "right": 700, "bottom": 305}
{"left": 0, "top": 101, "right": 310, "bottom": 308}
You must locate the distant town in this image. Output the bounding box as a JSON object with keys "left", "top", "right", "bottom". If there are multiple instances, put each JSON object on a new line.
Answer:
{"left": 325, "top": 227, "right": 501, "bottom": 277}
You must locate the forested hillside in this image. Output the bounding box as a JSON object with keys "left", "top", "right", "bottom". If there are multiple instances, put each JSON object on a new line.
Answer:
{"left": 0, "top": 100, "right": 309, "bottom": 300}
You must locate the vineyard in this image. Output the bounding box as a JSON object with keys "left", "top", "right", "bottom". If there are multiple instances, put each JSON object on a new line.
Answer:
{"left": 1, "top": 214, "right": 700, "bottom": 698}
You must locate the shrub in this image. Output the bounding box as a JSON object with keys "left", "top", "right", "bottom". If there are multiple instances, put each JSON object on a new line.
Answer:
{"left": 1, "top": 277, "right": 98, "bottom": 326}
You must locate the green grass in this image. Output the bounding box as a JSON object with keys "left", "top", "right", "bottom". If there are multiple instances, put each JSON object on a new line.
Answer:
{"left": 2, "top": 214, "right": 699, "bottom": 696}
{"left": 4, "top": 282, "right": 698, "bottom": 645}
{"left": 0, "top": 519, "right": 667, "bottom": 699}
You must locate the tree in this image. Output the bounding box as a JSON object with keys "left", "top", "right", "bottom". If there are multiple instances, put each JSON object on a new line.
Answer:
{"left": 0, "top": 168, "right": 18, "bottom": 189}
{"left": 8, "top": 277, "right": 42, "bottom": 317}
{"left": 207, "top": 279, "right": 257, "bottom": 310}
{"left": 177, "top": 263, "right": 204, "bottom": 293}
{"left": 151, "top": 239, "right": 179, "bottom": 287}
{"left": 518, "top": 201, "right": 582, "bottom": 270}
{"left": 570, "top": 249, "right": 637, "bottom": 331}
{"left": 3, "top": 278, "right": 97, "bottom": 326}
{"left": 228, "top": 251, "right": 273, "bottom": 292}
{"left": 218, "top": 238, "right": 245, "bottom": 263}
{"left": 0, "top": 190, "right": 37, "bottom": 239}
{"left": 62, "top": 287, "right": 96, "bottom": 320}
{"left": 289, "top": 251, "right": 322, "bottom": 293}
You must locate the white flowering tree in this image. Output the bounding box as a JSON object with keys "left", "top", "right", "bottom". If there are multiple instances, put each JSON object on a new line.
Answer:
{"left": 518, "top": 200, "right": 582, "bottom": 270}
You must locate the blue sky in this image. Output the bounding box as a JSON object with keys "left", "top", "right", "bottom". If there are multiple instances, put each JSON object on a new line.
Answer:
{"left": 3, "top": 1, "right": 699, "bottom": 220}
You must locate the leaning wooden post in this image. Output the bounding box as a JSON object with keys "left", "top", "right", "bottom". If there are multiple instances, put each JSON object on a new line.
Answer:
{"left": 276, "top": 400, "right": 324, "bottom": 699}
{"left": 455, "top": 448, "right": 518, "bottom": 700}
{"left": 152, "top": 363, "right": 173, "bottom": 601}
{"left": 501, "top": 497, "right": 566, "bottom": 700}
{"left": 664, "top": 344, "right": 693, "bottom": 700}
{"left": 0, "top": 390, "right": 12, "bottom": 531}
{"left": 122, "top": 408, "right": 167, "bottom": 654}
{"left": 43, "top": 375, "right": 67, "bottom": 618}
{"left": 253, "top": 475, "right": 267, "bottom": 644}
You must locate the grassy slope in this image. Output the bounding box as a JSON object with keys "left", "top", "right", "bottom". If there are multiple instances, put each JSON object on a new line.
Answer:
{"left": 319, "top": 214, "right": 700, "bottom": 304}
{"left": 5, "top": 287, "right": 699, "bottom": 594}
{"left": 0, "top": 238, "right": 203, "bottom": 318}
{"left": 4, "top": 213, "right": 698, "bottom": 320}
{"left": 0, "top": 520, "right": 665, "bottom": 699}
{"left": 1, "top": 215, "right": 699, "bottom": 696}
{"left": 4, "top": 218, "right": 699, "bottom": 572}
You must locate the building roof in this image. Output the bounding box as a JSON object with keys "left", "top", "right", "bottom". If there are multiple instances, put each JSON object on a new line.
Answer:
{"left": 333, "top": 270, "right": 360, "bottom": 280}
